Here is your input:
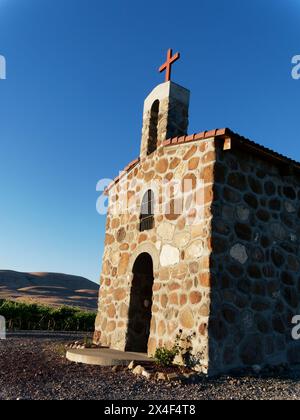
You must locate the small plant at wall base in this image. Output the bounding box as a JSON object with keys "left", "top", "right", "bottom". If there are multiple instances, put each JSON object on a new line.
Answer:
{"left": 154, "top": 346, "right": 178, "bottom": 367}
{"left": 154, "top": 330, "right": 199, "bottom": 368}
{"left": 83, "top": 336, "right": 93, "bottom": 348}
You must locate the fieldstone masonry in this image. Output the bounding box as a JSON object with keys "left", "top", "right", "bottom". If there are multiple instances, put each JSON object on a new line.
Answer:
{"left": 208, "top": 146, "right": 300, "bottom": 372}
{"left": 94, "top": 80, "right": 300, "bottom": 375}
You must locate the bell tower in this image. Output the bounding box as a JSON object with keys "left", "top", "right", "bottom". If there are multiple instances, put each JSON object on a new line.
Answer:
{"left": 140, "top": 50, "right": 190, "bottom": 159}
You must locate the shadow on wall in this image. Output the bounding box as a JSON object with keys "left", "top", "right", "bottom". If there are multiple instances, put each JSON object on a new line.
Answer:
{"left": 208, "top": 141, "right": 300, "bottom": 375}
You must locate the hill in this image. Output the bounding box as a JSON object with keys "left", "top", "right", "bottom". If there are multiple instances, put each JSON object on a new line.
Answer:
{"left": 0, "top": 270, "right": 99, "bottom": 311}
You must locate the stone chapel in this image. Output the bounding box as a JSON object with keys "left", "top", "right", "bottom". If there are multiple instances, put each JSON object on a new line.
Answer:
{"left": 94, "top": 50, "right": 300, "bottom": 374}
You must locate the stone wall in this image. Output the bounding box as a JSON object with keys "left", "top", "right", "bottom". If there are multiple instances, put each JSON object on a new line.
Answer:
{"left": 95, "top": 133, "right": 300, "bottom": 375}
{"left": 95, "top": 138, "right": 216, "bottom": 373}
{"left": 208, "top": 145, "right": 300, "bottom": 373}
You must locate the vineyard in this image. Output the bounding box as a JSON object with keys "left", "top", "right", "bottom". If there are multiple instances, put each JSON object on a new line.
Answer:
{"left": 0, "top": 300, "right": 96, "bottom": 332}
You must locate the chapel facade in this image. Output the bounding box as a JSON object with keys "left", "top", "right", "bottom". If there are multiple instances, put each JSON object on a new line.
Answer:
{"left": 94, "top": 51, "right": 300, "bottom": 374}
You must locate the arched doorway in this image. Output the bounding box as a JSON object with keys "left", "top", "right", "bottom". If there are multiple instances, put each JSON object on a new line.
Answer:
{"left": 126, "top": 253, "right": 154, "bottom": 353}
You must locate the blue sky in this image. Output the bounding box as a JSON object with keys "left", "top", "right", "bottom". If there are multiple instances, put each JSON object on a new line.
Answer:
{"left": 0, "top": 0, "right": 299, "bottom": 283}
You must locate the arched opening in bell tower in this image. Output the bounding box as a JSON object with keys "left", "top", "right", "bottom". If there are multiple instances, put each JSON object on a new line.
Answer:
{"left": 147, "top": 100, "right": 160, "bottom": 155}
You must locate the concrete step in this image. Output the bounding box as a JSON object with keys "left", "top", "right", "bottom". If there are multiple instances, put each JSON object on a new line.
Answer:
{"left": 66, "top": 347, "right": 152, "bottom": 367}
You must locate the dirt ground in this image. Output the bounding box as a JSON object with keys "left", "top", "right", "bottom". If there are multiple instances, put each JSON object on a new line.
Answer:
{"left": 1, "top": 334, "right": 300, "bottom": 400}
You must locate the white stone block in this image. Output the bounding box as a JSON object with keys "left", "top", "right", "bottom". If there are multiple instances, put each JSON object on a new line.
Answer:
{"left": 160, "top": 245, "right": 180, "bottom": 267}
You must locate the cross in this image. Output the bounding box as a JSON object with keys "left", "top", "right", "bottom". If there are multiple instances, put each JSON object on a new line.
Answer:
{"left": 159, "top": 48, "right": 180, "bottom": 82}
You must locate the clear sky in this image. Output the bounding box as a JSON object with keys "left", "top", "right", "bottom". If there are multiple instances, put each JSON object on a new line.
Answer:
{"left": 0, "top": 0, "right": 299, "bottom": 284}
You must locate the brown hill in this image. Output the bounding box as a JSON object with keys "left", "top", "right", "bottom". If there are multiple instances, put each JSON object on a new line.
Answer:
{"left": 0, "top": 270, "right": 99, "bottom": 311}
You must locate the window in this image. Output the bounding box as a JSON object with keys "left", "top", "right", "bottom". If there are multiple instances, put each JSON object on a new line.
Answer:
{"left": 140, "top": 190, "right": 155, "bottom": 232}
{"left": 147, "top": 100, "right": 160, "bottom": 155}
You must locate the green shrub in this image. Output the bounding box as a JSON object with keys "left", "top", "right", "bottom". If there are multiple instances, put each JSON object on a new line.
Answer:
{"left": 154, "top": 330, "right": 199, "bottom": 368}
{"left": 154, "top": 347, "right": 178, "bottom": 367}
{"left": 0, "top": 300, "right": 96, "bottom": 332}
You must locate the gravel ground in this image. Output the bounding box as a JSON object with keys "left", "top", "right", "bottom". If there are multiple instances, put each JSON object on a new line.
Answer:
{"left": 1, "top": 335, "right": 300, "bottom": 400}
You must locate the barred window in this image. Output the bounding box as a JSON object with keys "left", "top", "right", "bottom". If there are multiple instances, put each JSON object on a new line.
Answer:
{"left": 140, "top": 190, "right": 155, "bottom": 232}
